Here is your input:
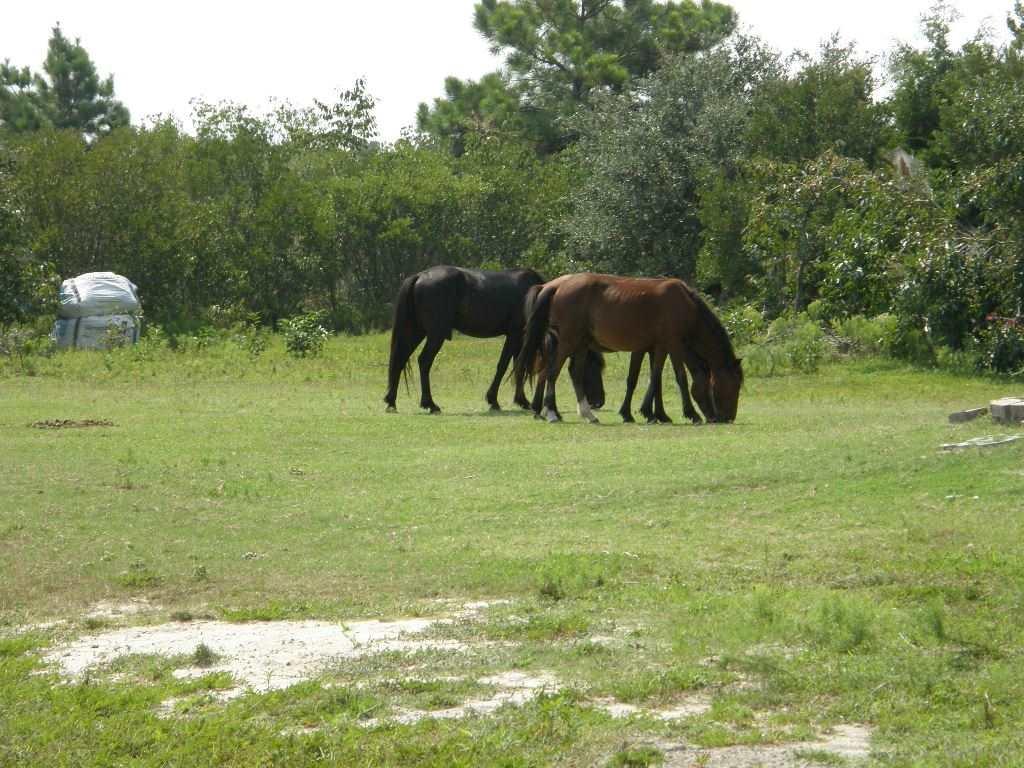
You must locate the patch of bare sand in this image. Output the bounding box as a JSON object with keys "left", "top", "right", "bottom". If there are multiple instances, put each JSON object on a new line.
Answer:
{"left": 592, "top": 692, "right": 713, "bottom": 721}
{"left": 45, "top": 616, "right": 464, "bottom": 697}
{"left": 361, "top": 670, "right": 562, "bottom": 727}
{"left": 85, "top": 599, "right": 155, "bottom": 620}
{"left": 647, "top": 724, "right": 873, "bottom": 767}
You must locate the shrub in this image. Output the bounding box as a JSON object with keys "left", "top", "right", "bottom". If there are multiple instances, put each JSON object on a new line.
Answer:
{"left": 766, "top": 314, "right": 830, "bottom": 374}
{"left": 976, "top": 320, "right": 1024, "bottom": 375}
{"left": 831, "top": 314, "right": 899, "bottom": 355}
{"left": 280, "top": 311, "right": 329, "bottom": 358}
{"left": 721, "top": 304, "right": 766, "bottom": 347}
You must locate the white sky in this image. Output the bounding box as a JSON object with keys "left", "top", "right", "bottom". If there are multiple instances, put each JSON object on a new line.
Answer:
{"left": 1, "top": 1, "right": 1017, "bottom": 141}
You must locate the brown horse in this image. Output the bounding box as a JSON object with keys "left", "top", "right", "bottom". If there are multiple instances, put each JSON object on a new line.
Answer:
{"left": 515, "top": 273, "right": 743, "bottom": 424}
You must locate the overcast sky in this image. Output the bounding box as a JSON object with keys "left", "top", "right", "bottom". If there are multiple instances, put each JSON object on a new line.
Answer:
{"left": 1, "top": 1, "right": 1017, "bottom": 141}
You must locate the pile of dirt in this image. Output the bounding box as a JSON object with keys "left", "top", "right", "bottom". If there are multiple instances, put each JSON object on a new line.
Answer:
{"left": 31, "top": 419, "right": 115, "bottom": 429}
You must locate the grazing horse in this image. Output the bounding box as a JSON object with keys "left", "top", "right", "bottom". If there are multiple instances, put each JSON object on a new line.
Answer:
{"left": 384, "top": 265, "right": 605, "bottom": 413}
{"left": 515, "top": 273, "right": 742, "bottom": 424}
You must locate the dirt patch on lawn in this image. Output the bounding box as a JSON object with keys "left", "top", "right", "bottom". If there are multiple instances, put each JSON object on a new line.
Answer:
{"left": 31, "top": 419, "right": 116, "bottom": 429}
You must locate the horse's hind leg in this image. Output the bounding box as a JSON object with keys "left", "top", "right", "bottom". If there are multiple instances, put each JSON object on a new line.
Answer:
{"left": 511, "top": 337, "right": 533, "bottom": 411}
{"left": 569, "top": 353, "right": 599, "bottom": 424}
{"left": 384, "top": 326, "right": 425, "bottom": 411}
{"left": 418, "top": 336, "right": 445, "bottom": 413}
{"left": 486, "top": 334, "right": 517, "bottom": 411}
{"left": 530, "top": 367, "right": 547, "bottom": 418}
{"left": 542, "top": 332, "right": 569, "bottom": 423}
{"left": 639, "top": 349, "right": 669, "bottom": 424}
{"left": 669, "top": 345, "right": 702, "bottom": 424}
{"left": 619, "top": 351, "right": 645, "bottom": 423}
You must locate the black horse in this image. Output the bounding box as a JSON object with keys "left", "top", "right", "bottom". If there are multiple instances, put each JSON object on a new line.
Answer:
{"left": 384, "top": 265, "right": 605, "bottom": 413}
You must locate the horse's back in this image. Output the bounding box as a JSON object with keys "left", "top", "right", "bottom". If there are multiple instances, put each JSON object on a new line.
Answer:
{"left": 413, "top": 265, "right": 538, "bottom": 339}
{"left": 545, "top": 273, "right": 697, "bottom": 352}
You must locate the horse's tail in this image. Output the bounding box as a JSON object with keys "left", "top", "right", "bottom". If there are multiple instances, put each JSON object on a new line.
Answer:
{"left": 384, "top": 273, "right": 419, "bottom": 407}
{"left": 515, "top": 283, "right": 555, "bottom": 388}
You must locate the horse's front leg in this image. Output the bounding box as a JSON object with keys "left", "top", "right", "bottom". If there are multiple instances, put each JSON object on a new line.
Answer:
{"left": 619, "top": 351, "right": 645, "bottom": 423}
{"left": 682, "top": 348, "right": 715, "bottom": 422}
{"left": 639, "top": 349, "right": 669, "bottom": 424}
{"left": 669, "top": 345, "right": 702, "bottom": 424}
{"left": 486, "top": 334, "right": 517, "bottom": 411}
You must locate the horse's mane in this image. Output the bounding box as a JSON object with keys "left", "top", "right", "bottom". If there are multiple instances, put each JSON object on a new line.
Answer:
{"left": 681, "top": 281, "right": 743, "bottom": 387}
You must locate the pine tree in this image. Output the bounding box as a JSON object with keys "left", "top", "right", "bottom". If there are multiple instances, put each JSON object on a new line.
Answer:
{"left": 0, "top": 26, "right": 129, "bottom": 136}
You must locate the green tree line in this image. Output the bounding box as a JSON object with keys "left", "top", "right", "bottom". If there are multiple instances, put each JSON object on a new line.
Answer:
{"left": 3, "top": 3, "right": 1024, "bottom": 372}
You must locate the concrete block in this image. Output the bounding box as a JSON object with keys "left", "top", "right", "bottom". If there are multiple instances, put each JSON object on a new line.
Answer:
{"left": 990, "top": 397, "right": 1024, "bottom": 424}
{"left": 949, "top": 407, "right": 987, "bottom": 423}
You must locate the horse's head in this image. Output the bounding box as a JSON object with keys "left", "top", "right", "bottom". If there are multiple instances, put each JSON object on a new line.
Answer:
{"left": 583, "top": 350, "right": 606, "bottom": 410}
{"left": 709, "top": 358, "right": 743, "bottom": 423}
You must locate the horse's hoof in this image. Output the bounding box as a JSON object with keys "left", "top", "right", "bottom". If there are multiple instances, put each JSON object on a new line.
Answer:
{"left": 488, "top": 403, "right": 501, "bottom": 412}
{"left": 545, "top": 410, "right": 562, "bottom": 424}
{"left": 645, "top": 417, "right": 658, "bottom": 425}
{"left": 424, "top": 405, "right": 441, "bottom": 414}
{"left": 586, "top": 416, "right": 600, "bottom": 425}
{"left": 656, "top": 415, "right": 672, "bottom": 424}
{"left": 621, "top": 414, "right": 635, "bottom": 424}
{"left": 385, "top": 405, "right": 397, "bottom": 414}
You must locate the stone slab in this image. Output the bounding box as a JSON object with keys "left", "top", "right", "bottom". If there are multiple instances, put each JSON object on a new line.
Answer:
{"left": 941, "top": 434, "right": 1023, "bottom": 451}
{"left": 990, "top": 397, "right": 1024, "bottom": 424}
{"left": 949, "top": 407, "right": 987, "bottom": 423}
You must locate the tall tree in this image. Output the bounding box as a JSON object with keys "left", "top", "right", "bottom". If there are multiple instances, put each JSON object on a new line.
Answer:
{"left": 0, "top": 26, "right": 129, "bottom": 136}
{"left": 563, "top": 35, "right": 778, "bottom": 279}
{"left": 420, "top": 0, "right": 736, "bottom": 153}
{"left": 748, "top": 37, "right": 893, "bottom": 166}
{"left": 887, "top": 3, "right": 957, "bottom": 156}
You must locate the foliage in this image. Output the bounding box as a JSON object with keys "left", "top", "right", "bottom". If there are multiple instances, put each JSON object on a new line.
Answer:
{"left": 5, "top": 9, "right": 1024, "bottom": 373}
{"left": 976, "top": 318, "right": 1024, "bottom": 375}
{"left": 420, "top": 0, "right": 736, "bottom": 153}
{"left": 747, "top": 36, "right": 894, "bottom": 165}
{"left": 280, "top": 311, "right": 329, "bottom": 358}
{"left": 0, "top": 148, "right": 58, "bottom": 326}
{"left": 564, "top": 36, "right": 779, "bottom": 277}
{"left": 416, "top": 72, "right": 534, "bottom": 156}
{"left": 740, "top": 312, "right": 831, "bottom": 376}
{"left": 888, "top": 3, "right": 959, "bottom": 156}
{"left": 0, "top": 26, "right": 129, "bottom": 136}
{"left": 831, "top": 313, "right": 899, "bottom": 355}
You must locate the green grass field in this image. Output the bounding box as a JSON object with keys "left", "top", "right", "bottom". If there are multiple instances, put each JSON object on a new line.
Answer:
{"left": 2, "top": 334, "right": 1023, "bottom": 766}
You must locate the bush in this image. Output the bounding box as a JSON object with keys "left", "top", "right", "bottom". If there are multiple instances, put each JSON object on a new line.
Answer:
{"left": 976, "top": 320, "right": 1024, "bottom": 375}
{"left": 831, "top": 314, "right": 899, "bottom": 355}
{"left": 721, "top": 304, "right": 766, "bottom": 347}
{"left": 736, "top": 312, "right": 831, "bottom": 376}
{"left": 281, "top": 311, "right": 329, "bottom": 358}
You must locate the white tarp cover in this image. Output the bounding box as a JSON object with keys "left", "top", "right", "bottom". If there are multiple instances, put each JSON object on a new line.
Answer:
{"left": 52, "top": 314, "right": 140, "bottom": 350}
{"left": 59, "top": 272, "right": 140, "bottom": 318}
